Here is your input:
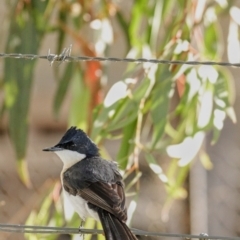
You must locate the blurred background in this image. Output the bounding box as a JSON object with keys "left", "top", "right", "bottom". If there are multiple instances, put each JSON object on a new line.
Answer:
{"left": 0, "top": 0, "right": 240, "bottom": 239}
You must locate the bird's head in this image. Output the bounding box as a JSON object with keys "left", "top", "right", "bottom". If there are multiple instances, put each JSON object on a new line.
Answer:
{"left": 43, "top": 127, "right": 99, "bottom": 167}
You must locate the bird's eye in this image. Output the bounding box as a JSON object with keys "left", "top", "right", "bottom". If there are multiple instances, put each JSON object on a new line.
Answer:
{"left": 65, "top": 141, "right": 76, "bottom": 149}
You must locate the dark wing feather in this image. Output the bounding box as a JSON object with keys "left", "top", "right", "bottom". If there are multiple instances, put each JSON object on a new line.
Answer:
{"left": 79, "top": 182, "right": 127, "bottom": 222}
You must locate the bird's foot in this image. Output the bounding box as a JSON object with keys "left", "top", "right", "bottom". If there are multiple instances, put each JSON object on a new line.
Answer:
{"left": 78, "top": 220, "right": 85, "bottom": 240}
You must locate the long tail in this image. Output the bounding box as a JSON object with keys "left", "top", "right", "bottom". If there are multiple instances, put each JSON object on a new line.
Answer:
{"left": 97, "top": 209, "right": 137, "bottom": 240}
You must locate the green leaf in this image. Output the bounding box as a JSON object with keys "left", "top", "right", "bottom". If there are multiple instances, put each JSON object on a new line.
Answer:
{"left": 56, "top": 3, "right": 68, "bottom": 53}
{"left": 162, "top": 0, "right": 175, "bottom": 19}
{"left": 166, "top": 159, "right": 189, "bottom": 199}
{"left": 211, "top": 68, "right": 236, "bottom": 143}
{"left": 69, "top": 70, "right": 90, "bottom": 130}
{"left": 203, "top": 22, "right": 220, "bottom": 59}
{"left": 106, "top": 100, "right": 138, "bottom": 131}
{"left": 107, "top": 109, "right": 138, "bottom": 132}
{"left": 116, "top": 11, "right": 131, "bottom": 52}
{"left": 4, "top": 1, "right": 49, "bottom": 186}
{"left": 117, "top": 119, "right": 137, "bottom": 169}
{"left": 53, "top": 63, "right": 76, "bottom": 116}
{"left": 25, "top": 186, "right": 55, "bottom": 240}
{"left": 91, "top": 101, "right": 121, "bottom": 141}
{"left": 129, "top": 0, "right": 150, "bottom": 48}
{"left": 109, "top": 79, "right": 150, "bottom": 128}
{"left": 215, "top": 68, "right": 234, "bottom": 108}
{"left": 149, "top": 0, "right": 163, "bottom": 50}
{"left": 150, "top": 69, "right": 173, "bottom": 148}
{"left": 92, "top": 78, "right": 151, "bottom": 141}
{"left": 5, "top": 61, "right": 34, "bottom": 187}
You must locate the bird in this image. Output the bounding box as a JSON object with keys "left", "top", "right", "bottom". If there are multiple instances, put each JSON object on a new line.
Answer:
{"left": 43, "top": 126, "right": 137, "bottom": 240}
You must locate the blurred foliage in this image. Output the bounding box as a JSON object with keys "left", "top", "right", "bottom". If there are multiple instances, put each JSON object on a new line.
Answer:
{"left": 4, "top": 0, "right": 51, "bottom": 186}
{"left": 0, "top": 0, "right": 239, "bottom": 239}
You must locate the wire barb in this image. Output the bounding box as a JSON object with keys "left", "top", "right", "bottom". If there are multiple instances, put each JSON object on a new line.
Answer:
{"left": 1, "top": 224, "right": 240, "bottom": 240}
{"left": 47, "top": 45, "right": 72, "bottom": 66}
{"left": 0, "top": 46, "right": 240, "bottom": 67}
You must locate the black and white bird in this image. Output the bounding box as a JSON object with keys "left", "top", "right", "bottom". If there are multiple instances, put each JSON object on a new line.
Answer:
{"left": 43, "top": 126, "right": 137, "bottom": 240}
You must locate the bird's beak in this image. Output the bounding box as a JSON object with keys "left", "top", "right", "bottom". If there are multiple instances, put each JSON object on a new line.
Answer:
{"left": 42, "top": 146, "right": 63, "bottom": 152}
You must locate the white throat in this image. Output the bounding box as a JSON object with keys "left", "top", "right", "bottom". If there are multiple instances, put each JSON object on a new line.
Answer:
{"left": 54, "top": 150, "right": 86, "bottom": 170}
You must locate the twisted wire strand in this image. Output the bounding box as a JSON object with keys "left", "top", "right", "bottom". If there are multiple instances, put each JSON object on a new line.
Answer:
{"left": 1, "top": 224, "right": 240, "bottom": 240}
{"left": 0, "top": 50, "right": 240, "bottom": 67}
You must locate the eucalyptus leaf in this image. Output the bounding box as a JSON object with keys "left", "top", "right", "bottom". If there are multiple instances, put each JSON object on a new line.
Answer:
{"left": 97, "top": 78, "right": 151, "bottom": 134}
{"left": 91, "top": 101, "right": 123, "bottom": 141}
{"left": 203, "top": 22, "right": 220, "bottom": 59}
{"left": 128, "top": 0, "right": 146, "bottom": 48}
{"left": 4, "top": 0, "right": 48, "bottom": 186}
{"left": 149, "top": 0, "right": 163, "bottom": 50}
{"left": 106, "top": 109, "right": 138, "bottom": 132}
{"left": 117, "top": 119, "right": 137, "bottom": 169}
{"left": 69, "top": 70, "right": 90, "bottom": 130}
{"left": 211, "top": 68, "right": 236, "bottom": 143}
{"left": 116, "top": 11, "right": 131, "bottom": 52}
{"left": 150, "top": 69, "right": 173, "bottom": 148}
{"left": 54, "top": 63, "right": 76, "bottom": 117}
{"left": 166, "top": 159, "right": 189, "bottom": 198}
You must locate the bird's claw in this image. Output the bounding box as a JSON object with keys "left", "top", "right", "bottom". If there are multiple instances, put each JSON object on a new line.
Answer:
{"left": 78, "top": 220, "right": 85, "bottom": 240}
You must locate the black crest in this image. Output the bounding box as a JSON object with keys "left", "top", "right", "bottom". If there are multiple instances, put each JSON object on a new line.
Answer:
{"left": 55, "top": 127, "right": 99, "bottom": 157}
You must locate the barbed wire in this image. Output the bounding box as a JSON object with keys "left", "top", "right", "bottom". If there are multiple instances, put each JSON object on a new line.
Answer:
{"left": 1, "top": 224, "right": 240, "bottom": 240}
{"left": 0, "top": 45, "right": 240, "bottom": 67}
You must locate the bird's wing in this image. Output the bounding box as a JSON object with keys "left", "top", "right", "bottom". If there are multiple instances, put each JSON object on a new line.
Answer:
{"left": 63, "top": 173, "right": 127, "bottom": 222}
{"left": 80, "top": 181, "right": 127, "bottom": 222}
